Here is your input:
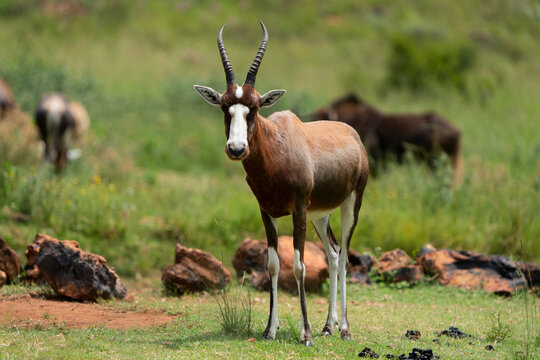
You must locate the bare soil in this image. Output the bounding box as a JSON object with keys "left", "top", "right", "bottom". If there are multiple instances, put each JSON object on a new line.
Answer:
{"left": 0, "top": 295, "right": 177, "bottom": 329}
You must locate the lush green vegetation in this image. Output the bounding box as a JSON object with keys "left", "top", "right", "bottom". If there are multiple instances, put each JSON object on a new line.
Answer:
{"left": 1, "top": 0, "right": 539, "bottom": 275}
{"left": 0, "top": 0, "right": 539, "bottom": 357}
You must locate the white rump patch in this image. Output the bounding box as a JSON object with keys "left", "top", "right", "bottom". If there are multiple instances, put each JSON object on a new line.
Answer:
{"left": 235, "top": 86, "right": 243, "bottom": 99}
{"left": 307, "top": 207, "right": 336, "bottom": 222}
{"left": 46, "top": 96, "right": 66, "bottom": 129}
{"left": 67, "top": 149, "right": 82, "bottom": 160}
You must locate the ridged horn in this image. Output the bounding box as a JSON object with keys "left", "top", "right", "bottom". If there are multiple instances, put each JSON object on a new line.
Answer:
{"left": 217, "top": 24, "right": 236, "bottom": 86}
{"left": 245, "top": 21, "right": 268, "bottom": 87}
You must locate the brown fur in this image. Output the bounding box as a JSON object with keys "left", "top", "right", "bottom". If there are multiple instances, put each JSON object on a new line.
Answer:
{"left": 214, "top": 84, "right": 369, "bottom": 343}
{"left": 311, "top": 93, "right": 462, "bottom": 185}
{"left": 35, "top": 93, "right": 89, "bottom": 173}
{"left": 0, "top": 78, "right": 16, "bottom": 118}
{"left": 195, "top": 24, "right": 369, "bottom": 344}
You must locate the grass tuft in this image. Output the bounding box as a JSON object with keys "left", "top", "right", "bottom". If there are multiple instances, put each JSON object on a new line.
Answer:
{"left": 486, "top": 311, "right": 512, "bottom": 342}
{"left": 213, "top": 279, "right": 253, "bottom": 336}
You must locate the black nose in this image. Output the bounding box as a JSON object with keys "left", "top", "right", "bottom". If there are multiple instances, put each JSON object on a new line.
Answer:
{"left": 228, "top": 144, "right": 245, "bottom": 157}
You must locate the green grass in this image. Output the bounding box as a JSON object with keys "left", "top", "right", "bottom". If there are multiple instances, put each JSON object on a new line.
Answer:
{"left": 0, "top": 1, "right": 539, "bottom": 357}
{"left": 0, "top": 1, "right": 538, "bottom": 273}
{"left": 0, "top": 283, "right": 538, "bottom": 359}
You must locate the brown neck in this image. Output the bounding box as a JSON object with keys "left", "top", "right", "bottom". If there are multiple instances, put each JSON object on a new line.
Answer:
{"left": 241, "top": 113, "right": 278, "bottom": 178}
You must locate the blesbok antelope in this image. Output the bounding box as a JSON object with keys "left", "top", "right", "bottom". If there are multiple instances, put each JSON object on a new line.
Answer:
{"left": 311, "top": 93, "right": 462, "bottom": 185}
{"left": 194, "top": 22, "right": 369, "bottom": 345}
{"left": 35, "top": 93, "right": 90, "bottom": 172}
{"left": 0, "top": 78, "right": 16, "bottom": 118}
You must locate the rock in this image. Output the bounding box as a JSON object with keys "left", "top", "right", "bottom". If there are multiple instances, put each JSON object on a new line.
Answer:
{"left": 0, "top": 270, "right": 6, "bottom": 287}
{"left": 30, "top": 233, "right": 126, "bottom": 301}
{"left": 232, "top": 238, "right": 268, "bottom": 276}
{"left": 25, "top": 233, "right": 66, "bottom": 283}
{"left": 348, "top": 249, "right": 376, "bottom": 284}
{"left": 375, "top": 249, "right": 412, "bottom": 271}
{"left": 373, "top": 249, "right": 424, "bottom": 283}
{"left": 232, "top": 236, "right": 329, "bottom": 293}
{"left": 518, "top": 261, "right": 540, "bottom": 292}
{"left": 0, "top": 233, "right": 22, "bottom": 282}
{"left": 162, "top": 244, "right": 231, "bottom": 295}
{"left": 417, "top": 249, "right": 528, "bottom": 295}
{"left": 416, "top": 244, "right": 437, "bottom": 258}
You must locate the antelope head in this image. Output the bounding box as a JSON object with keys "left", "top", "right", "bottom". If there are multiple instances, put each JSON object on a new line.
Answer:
{"left": 194, "top": 21, "right": 286, "bottom": 161}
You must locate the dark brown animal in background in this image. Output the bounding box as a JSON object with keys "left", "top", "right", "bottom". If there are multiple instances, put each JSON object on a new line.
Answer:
{"left": 35, "top": 93, "right": 90, "bottom": 172}
{"left": 311, "top": 93, "right": 462, "bottom": 185}
{"left": 0, "top": 78, "right": 16, "bottom": 118}
{"left": 194, "top": 22, "right": 369, "bottom": 345}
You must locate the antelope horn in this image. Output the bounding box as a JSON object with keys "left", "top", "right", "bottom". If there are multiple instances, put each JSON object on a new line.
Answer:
{"left": 245, "top": 21, "right": 268, "bottom": 87}
{"left": 218, "top": 24, "right": 236, "bottom": 86}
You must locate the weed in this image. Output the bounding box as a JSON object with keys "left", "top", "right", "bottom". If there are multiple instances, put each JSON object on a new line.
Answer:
{"left": 515, "top": 236, "right": 539, "bottom": 359}
{"left": 284, "top": 314, "right": 300, "bottom": 341}
{"left": 213, "top": 280, "right": 253, "bottom": 336}
{"left": 486, "top": 312, "right": 512, "bottom": 342}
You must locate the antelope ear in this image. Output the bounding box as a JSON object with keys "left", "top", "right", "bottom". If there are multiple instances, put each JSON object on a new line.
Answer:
{"left": 193, "top": 85, "right": 222, "bottom": 106}
{"left": 259, "top": 89, "right": 286, "bottom": 107}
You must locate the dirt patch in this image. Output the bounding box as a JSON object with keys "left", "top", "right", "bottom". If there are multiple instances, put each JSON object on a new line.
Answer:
{"left": 0, "top": 295, "right": 177, "bottom": 329}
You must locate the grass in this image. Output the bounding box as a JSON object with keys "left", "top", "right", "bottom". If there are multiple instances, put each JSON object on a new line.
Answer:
{"left": 0, "top": 1, "right": 538, "bottom": 272}
{"left": 213, "top": 282, "right": 253, "bottom": 336}
{"left": 0, "top": 0, "right": 539, "bottom": 357}
{"left": 0, "top": 282, "right": 538, "bottom": 359}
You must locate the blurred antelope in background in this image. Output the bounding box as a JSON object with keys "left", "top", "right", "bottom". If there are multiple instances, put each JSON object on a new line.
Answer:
{"left": 35, "top": 93, "right": 90, "bottom": 173}
{"left": 311, "top": 93, "right": 462, "bottom": 186}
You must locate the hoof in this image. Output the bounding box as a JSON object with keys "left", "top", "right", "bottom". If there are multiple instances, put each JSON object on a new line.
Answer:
{"left": 321, "top": 325, "right": 334, "bottom": 336}
{"left": 301, "top": 339, "right": 314, "bottom": 346}
{"left": 340, "top": 329, "right": 351, "bottom": 340}
{"left": 262, "top": 330, "right": 275, "bottom": 340}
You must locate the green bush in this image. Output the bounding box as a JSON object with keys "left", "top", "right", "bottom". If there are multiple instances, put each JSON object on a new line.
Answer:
{"left": 0, "top": 57, "right": 95, "bottom": 113}
{"left": 386, "top": 33, "right": 476, "bottom": 92}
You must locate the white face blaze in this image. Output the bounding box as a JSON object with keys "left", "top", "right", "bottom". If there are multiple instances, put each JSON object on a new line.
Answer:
{"left": 227, "top": 103, "right": 249, "bottom": 155}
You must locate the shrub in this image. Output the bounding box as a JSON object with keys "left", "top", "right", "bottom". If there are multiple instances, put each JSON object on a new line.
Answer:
{"left": 0, "top": 109, "right": 41, "bottom": 166}
{"left": 386, "top": 33, "right": 476, "bottom": 92}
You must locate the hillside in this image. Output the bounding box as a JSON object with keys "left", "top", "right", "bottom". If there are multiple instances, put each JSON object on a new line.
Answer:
{"left": 0, "top": 0, "right": 539, "bottom": 276}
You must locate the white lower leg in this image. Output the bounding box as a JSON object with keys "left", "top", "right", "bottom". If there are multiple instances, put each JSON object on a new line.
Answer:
{"left": 312, "top": 217, "right": 338, "bottom": 332}
{"left": 294, "top": 249, "right": 310, "bottom": 340}
{"left": 338, "top": 251, "right": 348, "bottom": 332}
{"left": 339, "top": 193, "right": 356, "bottom": 335}
{"left": 267, "top": 247, "right": 280, "bottom": 339}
